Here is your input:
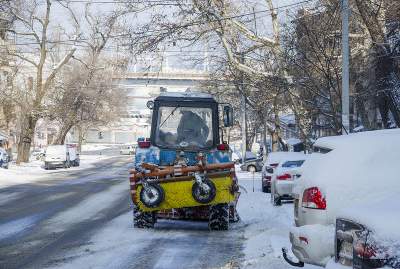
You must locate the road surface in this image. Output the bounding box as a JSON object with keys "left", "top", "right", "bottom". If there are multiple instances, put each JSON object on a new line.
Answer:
{"left": 0, "top": 154, "right": 244, "bottom": 269}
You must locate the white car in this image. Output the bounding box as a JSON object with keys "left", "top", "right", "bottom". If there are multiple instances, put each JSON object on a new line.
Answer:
{"left": 288, "top": 129, "right": 400, "bottom": 267}
{"left": 120, "top": 144, "right": 136, "bottom": 155}
{"left": 261, "top": 152, "right": 306, "bottom": 193}
{"left": 44, "top": 145, "right": 71, "bottom": 170}
{"left": 270, "top": 154, "right": 308, "bottom": 206}
{"left": 326, "top": 195, "right": 400, "bottom": 269}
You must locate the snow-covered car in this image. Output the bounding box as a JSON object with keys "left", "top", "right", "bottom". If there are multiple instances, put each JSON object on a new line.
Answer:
{"left": 44, "top": 145, "right": 71, "bottom": 170}
{"left": 0, "top": 148, "right": 10, "bottom": 169}
{"left": 120, "top": 144, "right": 136, "bottom": 155}
{"left": 329, "top": 196, "right": 400, "bottom": 269}
{"left": 288, "top": 129, "right": 400, "bottom": 267}
{"left": 240, "top": 157, "right": 263, "bottom": 172}
{"left": 261, "top": 152, "right": 306, "bottom": 193}
{"left": 270, "top": 154, "right": 308, "bottom": 206}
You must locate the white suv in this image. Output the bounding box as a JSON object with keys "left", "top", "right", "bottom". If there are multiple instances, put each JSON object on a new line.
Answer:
{"left": 288, "top": 129, "right": 400, "bottom": 267}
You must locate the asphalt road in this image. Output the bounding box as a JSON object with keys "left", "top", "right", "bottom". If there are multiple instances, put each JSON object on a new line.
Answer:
{"left": 0, "top": 153, "right": 244, "bottom": 269}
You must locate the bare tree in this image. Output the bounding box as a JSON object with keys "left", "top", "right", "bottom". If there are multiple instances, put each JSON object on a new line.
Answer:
{"left": 4, "top": 0, "right": 77, "bottom": 163}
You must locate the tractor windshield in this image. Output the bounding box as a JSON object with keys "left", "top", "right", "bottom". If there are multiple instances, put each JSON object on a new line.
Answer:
{"left": 155, "top": 106, "right": 214, "bottom": 149}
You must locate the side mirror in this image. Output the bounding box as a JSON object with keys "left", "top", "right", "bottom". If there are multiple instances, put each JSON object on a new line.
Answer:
{"left": 223, "top": 105, "right": 234, "bottom": 127}
{"left": 266, "top": 167, "right": 274, "bottom": 174}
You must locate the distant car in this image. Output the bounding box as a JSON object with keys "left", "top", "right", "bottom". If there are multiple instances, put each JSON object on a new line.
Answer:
{"left": 240, "top": 158, "right": 263, "bottom": 172}
{"left": 31, "top": 148, "right": 45, "bottom": 160}
{"left": 67, "top": 146, "right": 80, "bottom": 167}
{"left": 270, "top": 155, "right": 308, "bottom": 206}
{"left": 287, "top": 129, "right": 400, "bottom": 268}
{"left": 261, "top": 152, "right": 306, "bottom": 193}
{"left": 235, "top": 151, "right": 257, "bottom": 163}
{"left": 44, "top": 145, "right": 71, "bottom": 170}
{"left": 120, "top": 144, "right": 136, "bottom": 155}
{"left": 0, "top": 148, "right": 10, "bottom": 169}
{"left": 328, "top": 196, "right": 400, "bottom": 269}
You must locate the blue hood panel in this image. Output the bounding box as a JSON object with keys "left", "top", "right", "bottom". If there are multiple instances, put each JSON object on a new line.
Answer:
{"left": 135, "top": 146, "right": 231, "bottom": 168}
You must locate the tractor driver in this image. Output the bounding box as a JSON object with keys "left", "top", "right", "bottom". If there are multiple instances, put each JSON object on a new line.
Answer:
{"left": 177, "top": 110, "right": 209, "bottom": 146}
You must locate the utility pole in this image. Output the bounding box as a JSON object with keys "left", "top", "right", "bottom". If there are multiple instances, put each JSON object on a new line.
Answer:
{"left": 341, "top": 0, "right": 350, "bottom": 134}
{"left": 240, "top": 53, "right": 247, "bottom": 163}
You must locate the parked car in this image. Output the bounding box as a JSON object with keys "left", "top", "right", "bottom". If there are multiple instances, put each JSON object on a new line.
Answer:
{"left": 240, "top": 157, "right": 263, "bottom": 172}
{"left": 31, "top": 148, "right": 45, "bottom": 160}
{"left": 67, "top": 146, "right": 80, "bottom": 167}
{"left": 286, "top": 129, "right": 400, "bottom": 268}
{"left": 236, "top": 151, "right": 257, "bottom": 164}
{"left": 44, "top": 145, "right": 71, "bottom": 170}
{"left": 270, "top": 154, "right": 308, "bottom": 206}
{"left": 261, "top": 152, "right": 306, "bottom": 193}
{"left": 120, "top": 144, "right": 136, "bottom": 155}
{"left": 0, "top": 148, "right": 10, "bottom": 169}
{"left": 327, "top": 196, "right": 400, "bottom": 269}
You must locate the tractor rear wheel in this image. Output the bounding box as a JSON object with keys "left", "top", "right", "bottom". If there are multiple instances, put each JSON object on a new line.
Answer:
{"left": 208, "top": 203, "right": 229, "bottom": 231}
{"left": 133, "top": 204, "right": 156, "bottom": 228}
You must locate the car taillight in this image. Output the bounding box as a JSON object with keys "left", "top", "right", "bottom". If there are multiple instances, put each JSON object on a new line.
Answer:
{"left": 277, "top": 173, "right": 292, "bottom": 180}
{"left": 138, "top": 141, "right": 151, "bottom": 148}
{"left": 354, "top": 241, "right": 376, "bottom": 259}
{"left": 302, "top": 187, "right": 326, "bottom": 210}
{"left": 217, "top": 143, "right": 229, "bottom": 151}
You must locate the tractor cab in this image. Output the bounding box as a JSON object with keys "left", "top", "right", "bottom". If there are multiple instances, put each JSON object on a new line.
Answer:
{"left": 136, "top": 92, "right": 234, "bottom": 167}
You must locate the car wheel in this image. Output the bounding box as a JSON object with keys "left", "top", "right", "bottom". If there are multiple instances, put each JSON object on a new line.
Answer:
{"left": 247, "top": 165, "right": 257, "bottom": 173}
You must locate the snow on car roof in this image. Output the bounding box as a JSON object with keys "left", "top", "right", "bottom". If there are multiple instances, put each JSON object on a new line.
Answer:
{"left": 298, "top": 128, "right": 400, "bottom": 220}
{"left": 265, "top": 151, "right": 307, "bottom": 165}
{"left": 313, "top": 128, "right": 399, "bottom": 150}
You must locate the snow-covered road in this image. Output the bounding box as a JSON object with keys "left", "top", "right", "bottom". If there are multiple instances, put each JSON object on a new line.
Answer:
{"left": 0, "top": 156, "right": 318, "bottom": 269}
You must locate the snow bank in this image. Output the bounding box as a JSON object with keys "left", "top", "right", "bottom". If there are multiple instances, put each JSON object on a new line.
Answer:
{"left": 297, "top": 129, "right": 400, "bottom": 222}
{"left": 237, "top": 170, "right": 318, "bottom": 269}
{"left": 0, "top": 155, "right": 114, "bottom": 189}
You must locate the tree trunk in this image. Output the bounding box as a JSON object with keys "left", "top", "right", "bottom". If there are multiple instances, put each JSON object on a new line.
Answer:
{"left": 77, "top": 125, "right": 85, "bottom": 153}
{"left": 16, "top": 115, "right": 37, "bottom": 164}
{"left": 53, "top": 122, "right": 73, "bottom": 145}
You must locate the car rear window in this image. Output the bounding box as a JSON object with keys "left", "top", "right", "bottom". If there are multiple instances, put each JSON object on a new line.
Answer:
{"left": 282, "top": 160, "right": 305, "bottom": 168}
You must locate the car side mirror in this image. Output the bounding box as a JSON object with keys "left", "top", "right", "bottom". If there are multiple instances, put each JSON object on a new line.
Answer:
{"left": 266, "top": 167, "right": 274, "bottom": 174}
{"left": 223, "top": 105, "right": 234, "bottom": 127}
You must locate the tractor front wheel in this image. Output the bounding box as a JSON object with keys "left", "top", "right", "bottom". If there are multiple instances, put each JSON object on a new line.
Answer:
{"left": 133, "top": 204, "right": 156, "bottom": 228}
{"left": 208, "top": 203, "right": 229, "bottom": 231}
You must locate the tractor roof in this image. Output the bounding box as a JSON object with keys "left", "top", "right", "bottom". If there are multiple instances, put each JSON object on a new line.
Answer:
{"left": 155, "top": 92, "right": 216, "bottom": 103}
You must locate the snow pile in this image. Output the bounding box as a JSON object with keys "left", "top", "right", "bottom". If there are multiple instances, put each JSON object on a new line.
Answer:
{"left": 236, "top": 170, "right": 318, "bottom": 269}
{"left": 297, "top": 129, "right": 400, "bottom": 223}
{"left": 338, "top": 195, "right": 400, "bottom": 261}
{"left": 0, "top": 154, "right": 114, "bottom": 188}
